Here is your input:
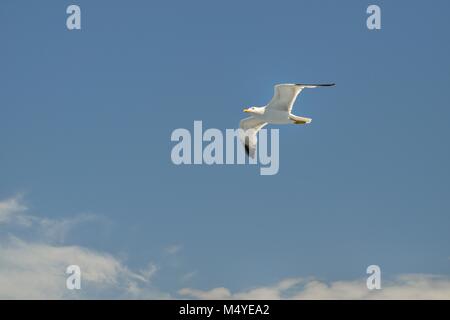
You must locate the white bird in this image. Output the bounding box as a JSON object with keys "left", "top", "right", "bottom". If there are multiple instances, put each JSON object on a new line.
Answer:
{"left": 240, "top": 83, "right": 335, "bottom": 157}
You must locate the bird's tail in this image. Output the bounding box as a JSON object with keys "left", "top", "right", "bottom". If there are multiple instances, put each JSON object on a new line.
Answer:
{"left": 289, "top": 114, "right": 312, "bottom": 124}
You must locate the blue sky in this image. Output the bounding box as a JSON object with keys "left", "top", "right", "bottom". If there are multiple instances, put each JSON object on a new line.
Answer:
{"left": 0, "top": 0, "right": 449, "bottom": 298}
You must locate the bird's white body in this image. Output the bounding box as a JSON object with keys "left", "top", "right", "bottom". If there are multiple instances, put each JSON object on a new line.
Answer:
{"left": 240, "top": 83, "right": 335, "bottom": 157}
{"left": 251, "top": 108, "right": 293, "bottom": 124}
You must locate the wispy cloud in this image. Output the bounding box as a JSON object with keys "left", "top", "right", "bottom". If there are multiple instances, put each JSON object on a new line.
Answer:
{"left": 0, "top": 196, "right": 167, "bottom": 299}
{"left": 0, "top": 236, "right": 169, "bottom": 299}
{"left": 0, "top": 195, "right": 30, "bottom": 226}
{"left": 2, "top": 195, "right": 450, "bottom": 300}
{"left": 179, "top": 278, "right": 303, "bottom": 300}
{"left": 0, "top": 195, "right": 99, "bottom": 243}
{"left": 179, "top": 275, "right": 450, "bottom": 300}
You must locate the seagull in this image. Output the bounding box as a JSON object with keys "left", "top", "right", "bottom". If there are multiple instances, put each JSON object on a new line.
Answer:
{"left": 240, "top": 83, "right": 335, "bottom": 158}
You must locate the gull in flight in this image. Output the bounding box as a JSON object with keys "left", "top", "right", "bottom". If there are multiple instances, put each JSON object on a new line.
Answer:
{"left": 240, "top": 83, "right": 335, "bottom": 157}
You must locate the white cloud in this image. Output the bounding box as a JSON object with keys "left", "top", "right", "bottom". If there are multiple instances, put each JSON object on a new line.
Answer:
{"left": 0, "top": 195, "right": 30, "bottom": 226}
{"left": 179, "top": 278, "right": 302, "bottom": 300}
{"left": 0, "top": 196, "right": 168, "bottom": 299}
{"left": 32, "top": 214, "right": 99, "bottom": 243}
{"left": 179, "top": 287, "right": 232, "bottom": 300}
{"left": 179, "top": 275, "right": 450, "bottom": 300}
{"left": 0, "top": 195, "right": 99, "bottom": 242}
{"left": 0, "top": 237, "right": 168, "bottom": 299}
{"left": 137, "top": 263, "right": 159, "bottom": 283}
{"left": 2, "top": 195, "right": 450, "bottom": 300}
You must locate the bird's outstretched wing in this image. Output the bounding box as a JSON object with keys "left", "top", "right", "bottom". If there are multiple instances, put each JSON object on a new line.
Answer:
{"left": 239, "top": 117, "right": 267, "bottom": 158}
{"left": 266, "top": 83, "right": 335, "bottom": 113}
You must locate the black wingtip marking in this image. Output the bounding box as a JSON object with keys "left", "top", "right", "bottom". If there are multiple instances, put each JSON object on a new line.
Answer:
{"left": 244, "top": 143, "right": 250, "bottom": 156}
{"left": 295, "top": 83, "right": 335, "bottom": 87}
{"left": 243, "top": 139, "right": 255, "bottom": 159}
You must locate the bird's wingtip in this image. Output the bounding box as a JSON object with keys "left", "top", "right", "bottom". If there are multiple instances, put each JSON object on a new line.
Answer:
{"left": 294, "top": 83, "right": 336, "bottom": 87}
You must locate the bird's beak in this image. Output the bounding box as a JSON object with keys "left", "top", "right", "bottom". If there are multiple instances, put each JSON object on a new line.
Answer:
{"left": 243, "top": 108, "right": 250, "bottom": 113}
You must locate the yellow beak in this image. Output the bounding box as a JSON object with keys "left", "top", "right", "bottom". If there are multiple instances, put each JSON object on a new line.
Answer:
{"left": 243, "top": 108, "right": 250, "bottom": 113}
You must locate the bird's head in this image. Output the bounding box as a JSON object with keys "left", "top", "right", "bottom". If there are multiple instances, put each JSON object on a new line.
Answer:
{"left": 243, "top": 106, "right": 264, "bottom": 115}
